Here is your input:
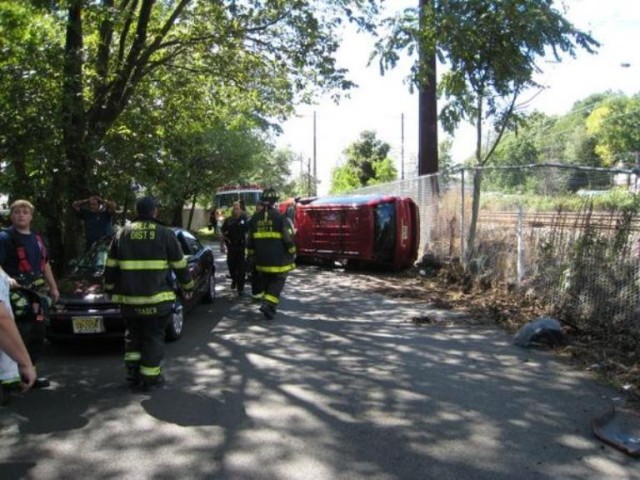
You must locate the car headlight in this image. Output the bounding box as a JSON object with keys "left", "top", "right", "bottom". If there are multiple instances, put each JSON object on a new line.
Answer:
{"left": 52, "top": 303, "right": 66, "bottom": 313}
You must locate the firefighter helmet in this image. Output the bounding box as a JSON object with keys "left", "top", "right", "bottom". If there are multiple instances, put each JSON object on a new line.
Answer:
{"left": 260, "top": 188, "right": 279, "bottom": 204}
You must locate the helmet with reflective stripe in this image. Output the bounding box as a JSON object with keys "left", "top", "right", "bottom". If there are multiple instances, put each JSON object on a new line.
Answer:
{"left": 260, "top": 188, "right": 279, "bottom": 205}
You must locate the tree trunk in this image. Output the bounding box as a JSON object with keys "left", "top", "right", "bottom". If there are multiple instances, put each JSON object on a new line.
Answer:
{"left": 58, "top": 1, "right": 90, "bottom": 264}
{"left": 187, "top": 193, "right": 198, "bottom": 230}
{"left": 464, "top": 95, "right": 486, "bottom": 268}
{"left": 170, "top": 203, "right": 184, "bottom": 228}
{"left": 464, "top": 168, "right": 483, "bottom": 267}
{"left": 418, "top": 0, "right": 438, "bottom": 177}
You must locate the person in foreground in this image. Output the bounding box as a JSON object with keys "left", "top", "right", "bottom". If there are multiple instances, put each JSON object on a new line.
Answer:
{"left": 247, "top": 188, "right": 296, "bottom": 319}
{"left": 0, "top": 199, "right": 59, "bottom": 389}
{"left": 0, "top": 271, "right": 36, "bottom": 403}
{"left": 104, "top": 197, "right": 193, "bottom": 391}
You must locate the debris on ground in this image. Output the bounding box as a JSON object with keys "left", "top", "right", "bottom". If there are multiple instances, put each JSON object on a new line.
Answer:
{"left": 416, "top": 250, "right": 443, "bottom": 277}
{"left": 410, "top": 314, "right": 449, "bottom": 326}
{"left": 592, "top": 402, "right": 640, "bottom": 457}
{"left": 513, "top": 317, "right": 567, "bottom": 348}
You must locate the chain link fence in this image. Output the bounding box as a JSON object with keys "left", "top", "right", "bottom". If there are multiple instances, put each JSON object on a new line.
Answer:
{"left": 352, "top": 164, "right": 640, "bottom": 335}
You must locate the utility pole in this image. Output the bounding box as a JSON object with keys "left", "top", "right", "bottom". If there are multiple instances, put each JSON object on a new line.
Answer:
{"left": 401, "top": 112, "right": 405, "bottom": 180}
{"left": 418, "top": 0, "right": 438, "bottom": 175}
{"left": 313, "top": 110, "right": 317, "bottom": 189}
{"left": 308, "top": 157, "right": 312, "bottom": 197}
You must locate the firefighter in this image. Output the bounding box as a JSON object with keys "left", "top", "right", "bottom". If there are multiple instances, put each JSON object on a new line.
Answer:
{"left": 104, "top": 197, "right": 194, "bottom": 390}
{"left": 220, "top": 201, "right": 248, "bottom": 296}
{"left": 247, "top": 188, "right": 296, "bottom": 319}
{"left": 247, "top": 202, "right": 264, "bottom": 302}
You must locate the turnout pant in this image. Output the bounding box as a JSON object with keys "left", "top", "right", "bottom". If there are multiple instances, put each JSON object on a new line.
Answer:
{"left": 226, "top": 246, "right": 246, "bottom": 292}
{"left": 247, "top": 257, "right": 262, "bottom": 299}
{"left": 123, "top": 312, "right": 170, "bottom": 380}
{"left": 16, "top": 317, "right": 46, "bottom": 365}
{"left": 11, "top": 289, "right": 48, "bottom": 365}
{"left": 258, "top": 272, "right": 288, "bottom": 311}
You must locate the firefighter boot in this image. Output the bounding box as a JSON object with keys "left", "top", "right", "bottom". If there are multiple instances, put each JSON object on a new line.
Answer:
{"left": 126, "top": 364, "right": 141, "bottom": 386}
{"left": 32, "top": 377, "right": 50, "bottom": 389}
{"left": 259, "top": 302, "right": 276, "bottom": 320}
{"left": 141, "top": 374, "right": 166, "bottom": 392}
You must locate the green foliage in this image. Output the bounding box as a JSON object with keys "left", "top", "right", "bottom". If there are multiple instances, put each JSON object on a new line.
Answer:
{"left": 372, "top": 0, "right": 599, "bottom": 265}
{"left": 330, "top": 163, "right": 361, "bottom": 194}
{"left": 479, "top": 91, "right": 640, "bottom": 194}
{"left": 247, "top": 147, "right": 296, "bottom": 198}
{"left": 586, "top": 93, "right": 640, "bottom": 167}
{"left": 277, "top": 149, "right": 317, "bottom": 198}
{"left": 483, "top": 135, "right": 539, "bottom": 192}
{"left": 0, "top": 0, "right": 384, "bottom": 261}
{"left": 0, "top": 2, "right": 64, "bottom": 203}
{"left": 374, "top": 0, "right": 599, "bottom": 161}
{"left": 329, "top": 130, "right": 397, "bottom": 193}
{"left": 480, "top": 187, "right": 640, "bottom": 213}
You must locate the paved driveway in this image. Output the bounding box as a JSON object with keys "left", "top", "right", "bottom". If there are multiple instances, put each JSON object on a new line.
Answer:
{"left": 0, "top": 264, "right": 637, "bottom": 479}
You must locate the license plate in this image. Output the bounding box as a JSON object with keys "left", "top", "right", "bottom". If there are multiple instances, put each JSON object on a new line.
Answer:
{"left": 72, "top": 316, "right": 105, "bottom": 334}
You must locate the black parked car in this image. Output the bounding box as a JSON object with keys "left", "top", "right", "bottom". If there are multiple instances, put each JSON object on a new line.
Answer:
{"left": 47, "top": 228, "right": 216, "bottom": 342}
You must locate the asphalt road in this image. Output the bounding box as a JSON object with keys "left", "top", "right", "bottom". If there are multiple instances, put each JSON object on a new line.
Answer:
{"left": 1, "top": 249, "right": 638, "bottom": 479}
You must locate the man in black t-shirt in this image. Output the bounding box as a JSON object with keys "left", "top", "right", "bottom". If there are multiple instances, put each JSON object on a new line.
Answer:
{"left": 220, "top": 201, "right": 248, "bottom": 296}
{"left": 72, "top": 195, "right": 117, "bottom": 250}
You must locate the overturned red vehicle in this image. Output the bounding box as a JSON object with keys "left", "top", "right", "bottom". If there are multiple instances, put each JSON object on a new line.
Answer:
{"left": 288, "top": 194, "right": 419, "bottom": 270}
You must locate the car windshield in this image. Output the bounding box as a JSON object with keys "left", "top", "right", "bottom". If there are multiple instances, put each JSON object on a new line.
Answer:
{"left": 215, "top": 190, "right": 261, "bottom": 209}
{"left": 73, "top": 241, "right": 110, "bottom": 271}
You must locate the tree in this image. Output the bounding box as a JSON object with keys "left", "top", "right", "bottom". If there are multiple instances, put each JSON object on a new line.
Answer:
{"left": 586, "top": 93, "right": 640, "bottom": 167}
{"left": 247, "top": 147, "right": 296, "bottom": 197}
{"left": 373, "top": 0, "right": 598, "bottom": 264}
{"left": 484, "top": 134, "right": 539, "bottom": 193}
{"left": 476, "top": 92, "right": 640, "bottom": 193}
{"left": 2, "top": 0, "right": 383, "bottom": 262}
{"left": 279, "top": 149, "right": 317, "bottom": 198}
{"left": 57, "top": 0, "right": 380, "bottom": 188}
{"left": 330, "top": 130, "right": 397, "bottom": 193}
{"left": 111, "top": 64, "right": 273, "bottom": 226}
{"left": 0, "top": 2, "right": 64, "bottom": 234}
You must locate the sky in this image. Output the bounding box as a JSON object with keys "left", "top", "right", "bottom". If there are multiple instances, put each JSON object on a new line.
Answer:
{"left": 275, "top": 0, "right": 640, "bottom": 195}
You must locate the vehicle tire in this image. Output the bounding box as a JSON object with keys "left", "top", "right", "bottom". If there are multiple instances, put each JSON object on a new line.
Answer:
{"left": 165, "top": 303, "right": 184, "bottom": 342}
{"left": 202, "top": 272, "right": 216, "bottom": 303}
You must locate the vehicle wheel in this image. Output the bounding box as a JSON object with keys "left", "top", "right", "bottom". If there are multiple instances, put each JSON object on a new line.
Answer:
{"left": 165, "top": 304, "right": 184, "bottom": 342}
{"left": 202, "top": 272, "right": 216, "bottom": 303}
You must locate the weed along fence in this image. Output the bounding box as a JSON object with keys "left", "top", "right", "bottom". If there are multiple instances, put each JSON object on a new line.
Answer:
{"left": 352, "top": 164, "right": 640, "bottom": 336}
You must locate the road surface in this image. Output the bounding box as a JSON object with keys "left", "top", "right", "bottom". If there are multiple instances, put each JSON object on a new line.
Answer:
{"left": 1, "top": 250, "right": 637, "bottom": 479}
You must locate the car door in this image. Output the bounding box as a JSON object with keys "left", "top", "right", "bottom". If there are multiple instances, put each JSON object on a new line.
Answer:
{"left": 175, "top": 230, "right": 212, "bottom": 302}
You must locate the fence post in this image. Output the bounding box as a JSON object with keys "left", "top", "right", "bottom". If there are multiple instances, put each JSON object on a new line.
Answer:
{"left": 460, "top": 169, "right": 466, "bottom": 260}
{"left": 517, "top": 204, "right": 524, "bottom": 286}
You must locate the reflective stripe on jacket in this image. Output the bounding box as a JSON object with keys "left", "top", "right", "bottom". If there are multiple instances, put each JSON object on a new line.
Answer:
{"left": 104, "top": 221, "right": 193, "bottom": 306}
{"left": 247, "top": 207, "right": 296, "bottom": 274}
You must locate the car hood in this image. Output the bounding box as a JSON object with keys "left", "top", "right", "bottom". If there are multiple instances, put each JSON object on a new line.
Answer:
{"left": 57, "top": 270, "right": 111, "bottom": 303}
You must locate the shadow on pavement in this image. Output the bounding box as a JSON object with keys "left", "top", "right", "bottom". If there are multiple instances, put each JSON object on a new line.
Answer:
{"left": 141, "top": 389, "right": 249, "bottom": 428}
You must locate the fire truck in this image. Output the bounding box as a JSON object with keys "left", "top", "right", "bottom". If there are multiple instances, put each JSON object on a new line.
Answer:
{"left": 213, "top": 183, "right": 262, "bottom": 231}
{"left": 287, "top": 194, "right": 419, "bottom": 270}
